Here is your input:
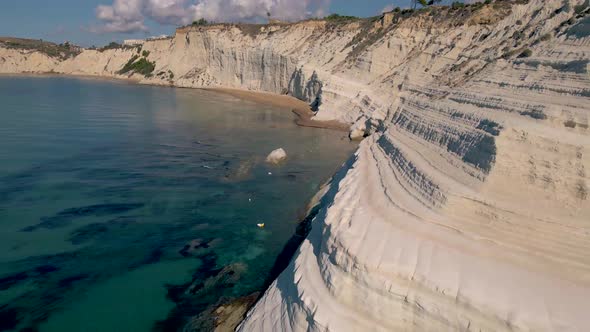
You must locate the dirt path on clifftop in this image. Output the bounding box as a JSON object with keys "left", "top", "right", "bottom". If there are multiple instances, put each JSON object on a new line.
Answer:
{"left": 207, "top": 87, "right": 350, "bottom": 132}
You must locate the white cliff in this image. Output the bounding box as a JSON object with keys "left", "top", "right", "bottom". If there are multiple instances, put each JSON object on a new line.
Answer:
{"left": 1, "top": 0, "right": 589, "bottom": 330}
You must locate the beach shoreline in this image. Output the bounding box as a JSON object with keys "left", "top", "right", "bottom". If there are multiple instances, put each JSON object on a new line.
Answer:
{"left": 0, "top": 73, "right": 351, "bottom": 132}
{"left": 206, "top": 87, "right": 350, "bottom": 132}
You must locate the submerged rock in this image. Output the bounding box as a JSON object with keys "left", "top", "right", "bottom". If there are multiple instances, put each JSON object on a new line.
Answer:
{"left": 265, "top": 148, "right": 287, "bottom": 165}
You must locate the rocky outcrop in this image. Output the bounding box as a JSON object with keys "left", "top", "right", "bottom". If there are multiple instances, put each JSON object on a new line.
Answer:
{"left": 266, "top": 148, "right": 287, "bottom": 165}
{"left": 1, "top": 0, "right": 589, "bottom": 330}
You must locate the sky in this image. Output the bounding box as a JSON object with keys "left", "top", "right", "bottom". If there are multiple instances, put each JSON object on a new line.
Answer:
{"left": 0, "top": 0, "right": 442, "bottom": 47}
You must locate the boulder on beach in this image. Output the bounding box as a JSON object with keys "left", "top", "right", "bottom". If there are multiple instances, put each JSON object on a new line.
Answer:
{"left": 266, "top": 148, "right": 287, "bottom": 165}
{"left": 349, "top": 119, "right": 369, "bottom": 141}
{"left": 349, "top": 128, "right": 366, "bottom": 141}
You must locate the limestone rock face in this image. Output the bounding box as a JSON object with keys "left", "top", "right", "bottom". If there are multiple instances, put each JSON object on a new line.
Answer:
{"left": 2, "top": 0, "right": 590, "bottom": 330}
{"left": 266, "top": 148, "right": 287, "bottom": 165}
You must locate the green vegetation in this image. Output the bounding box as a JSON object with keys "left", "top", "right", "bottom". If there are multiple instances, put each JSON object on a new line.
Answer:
{"left": 236, "top": 24, "right": 265, "bottom": 38}
{"left": 504, "top": 47, "right": 531, "bottom": 59}
{"left": 0, "top": 37, "right": 81, "bottom": 60}
{"left": 412, "top": 0, "right": 441, "bottom": 8}
{"left": 142, "top": 50, "right": 150, "bottom": 57}
{"left": 518, "top": 48, "right": 533, "bottom": 58}
{"left": 118, "top": 55, "right": 155, "bottom": 77}
{"left": 192, "top": 18, "right": 208, "bottom": 26}
{"left": 539, "top": 33, "right": 552, "bottom": 42}
{"left": 99, "top": 42, "right": 123, "bottom": 51}
{"left": 503, "top": 49, "right": 520, "bottom": 58}
{"left": 324, "top": 14, "right": 359, "bottom": 22}
{"left": 564, "top": 120, "right": 577, "bottom": 128}
{"left": 451, "top": 1, "right": 465, "bottom": 10}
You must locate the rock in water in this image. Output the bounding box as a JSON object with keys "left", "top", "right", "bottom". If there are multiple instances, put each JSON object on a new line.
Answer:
{"left": 266, "top": 148, "right": 287, "bottom": 165}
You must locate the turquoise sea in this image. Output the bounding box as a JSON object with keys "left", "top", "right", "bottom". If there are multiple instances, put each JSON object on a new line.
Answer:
{"left": 0, "top": 76, "right": 355, "bottom": 331}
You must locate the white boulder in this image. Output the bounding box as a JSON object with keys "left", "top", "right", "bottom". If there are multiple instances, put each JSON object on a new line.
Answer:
{"left": 266, "top": 148, "right": 287, "bottom": 165}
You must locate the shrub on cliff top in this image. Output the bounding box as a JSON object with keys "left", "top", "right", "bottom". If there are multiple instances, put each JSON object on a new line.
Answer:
{"left": 192, "top": 18, "right": 208, "bottom": 26}
{"left": 451, "top": 2, "right": 465, "bottom": 10}
{"left": 99, "top": 42, "right": 122, "bottom": 51}
{"left": 325, "top": 14, "right": 359, "bottom": 22}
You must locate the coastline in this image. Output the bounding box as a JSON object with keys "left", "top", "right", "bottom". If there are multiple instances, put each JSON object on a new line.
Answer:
{"left": 0, "top": 73, "right": 351, "bottom": 132}
{"left": 3, "top": 1, "right": 590, "bottom": 328}
{"left": 0, "top": 72, "right": 358, "bottom": 330}
{"left": 211, "top": 177, "right": 341, "bottom": 331}
{"left": 206, "top": 87, "right": 350, "bottom": 132}
{"left": 0, "top": 72, "right": 140, "bottom": 85}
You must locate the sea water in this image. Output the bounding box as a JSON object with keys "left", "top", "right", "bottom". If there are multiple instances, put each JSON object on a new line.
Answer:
{"left": 0, "top": 76, "right": 355, "bottom": 331}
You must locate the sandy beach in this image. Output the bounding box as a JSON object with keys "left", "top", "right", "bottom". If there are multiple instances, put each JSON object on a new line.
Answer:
{"left": 207, "top": 87, "right": 350, "bottom": 132}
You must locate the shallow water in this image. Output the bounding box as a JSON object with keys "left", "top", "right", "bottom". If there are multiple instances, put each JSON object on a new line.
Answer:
{"left": 0, "top": 76, "right": 355, "bottom": 331}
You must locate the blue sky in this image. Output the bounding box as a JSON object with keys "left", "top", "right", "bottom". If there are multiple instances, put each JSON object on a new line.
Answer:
{"left": 0, "top": 0, "right": 418, "bottom": 47}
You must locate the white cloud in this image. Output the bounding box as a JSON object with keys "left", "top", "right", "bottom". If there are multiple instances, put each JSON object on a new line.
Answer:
{"left": 94, "top": 0, "right": 331, "bottom": 33}
{"left": 95, "top": 0, "right": 147, "bottom": 33}
{"left": 146, "top": 0, "right": 192, "bottom": 25}
{"left": 190, "top": 0, "right": 330, "bottom": 22}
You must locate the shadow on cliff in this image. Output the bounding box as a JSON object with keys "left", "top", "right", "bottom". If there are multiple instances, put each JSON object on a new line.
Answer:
{"left": 248, "top": 150, "right": 359, "bottom": 329}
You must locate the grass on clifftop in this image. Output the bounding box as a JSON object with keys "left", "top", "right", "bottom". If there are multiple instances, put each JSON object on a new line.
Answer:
{"left": 324, "top": 14, "right": 360, "bottom": 22}
{"left": 0, "top": 37, "right": 81, "bottom": 60}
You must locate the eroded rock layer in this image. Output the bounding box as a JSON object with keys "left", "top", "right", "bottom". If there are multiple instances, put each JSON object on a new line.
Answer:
{"left": 1, "top": 0, "right": 589, "bottom": 330}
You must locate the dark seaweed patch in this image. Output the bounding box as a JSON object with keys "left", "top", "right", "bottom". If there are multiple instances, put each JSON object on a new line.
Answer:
{"left": 58, "top": 203, "right": 144, "bottom": 217}
{"left": 21, "top": 203, "right": 143, "bottom": 232}
{"left": 18, "top": 328, "right": 37, "bottom": 332}
{"left": 35, "top": 265, "right": 59, "bottom": 276}
{"left": 142, "top": 247, "right": 164, "bottom": 265}
{"left": 179, "top": 239, "right": 211, "bottom": 257}
{"left": 157, "top": 251, "right": 223, "bottom": 331}
{"left": 66, "top": 216, "right": 137, "bottom": 245}
{"left": 0, "top": 272, "right": 28, "bottom": 291}
{"left": 0, "top": 306, "right": 20, "bottom": 331}
{"left": 67, "top": 224, "right": 109, "bottom": 244}
{"left": 57, "top": 274, "right": 89, "bottom": 288}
